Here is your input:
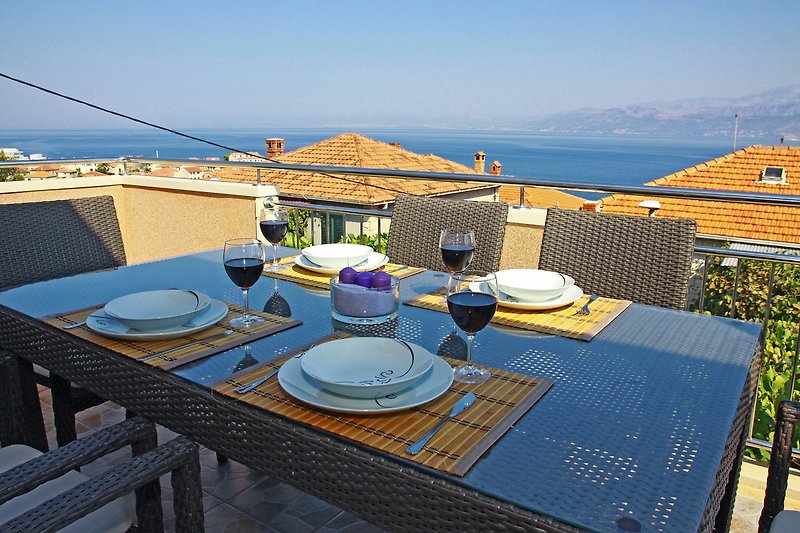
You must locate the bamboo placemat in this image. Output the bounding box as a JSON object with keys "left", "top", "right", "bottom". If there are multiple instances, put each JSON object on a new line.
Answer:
{"left": 213, "top": 334, "right": 552, "bottom": 476}
{"left": 405, "top": 288, "right": 630, "bottom": 341}
{"left": 262, "top": 255, "right": 425, "bottom": 290}
{"left": 45, "top": 304, "right": 302, "bottom": 370}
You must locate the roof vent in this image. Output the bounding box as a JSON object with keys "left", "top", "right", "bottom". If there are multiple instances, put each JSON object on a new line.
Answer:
{"left": 760, "top": 166, "right": 786, "bottom": 184}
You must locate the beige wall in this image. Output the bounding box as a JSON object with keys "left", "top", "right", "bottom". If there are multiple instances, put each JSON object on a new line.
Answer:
{"left": 115, "top": 186, "right": 257, "bottom": 263}
{"left": 499, "top": 222, "right": 543, "bottom": 270}
{"left": 0, "top": 176, "right": 278, "bottom": 265}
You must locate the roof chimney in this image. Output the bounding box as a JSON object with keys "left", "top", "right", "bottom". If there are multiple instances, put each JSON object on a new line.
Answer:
{"left": 265, "top": 138, "right": 285, "bottom": 159}
{"left": 580, "top": 201, "right": 601, "bottom": 212}
{"left": 474, "top": 151, "right": 486, "bottom": 174}
{"left": 490, "top": 160, "right": 502, "bottom": 176}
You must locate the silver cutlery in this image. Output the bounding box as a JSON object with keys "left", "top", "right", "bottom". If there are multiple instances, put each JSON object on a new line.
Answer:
{"left": 137, "top": 329, "right": 234, "bottom": 362}
{"left": 63, "top": 320, "right": 86, "bottom": 329}
{"left": 235, "top": 344, "right": 315, "bottom": 393}
{"left": 576, "top": 294, "right": 599, "bottom": 316}
{"left": 406, "top": 392, "right": 476, "bottom": 455}
{"left": 235, "top": 367, "right": 281, "bottom": 393}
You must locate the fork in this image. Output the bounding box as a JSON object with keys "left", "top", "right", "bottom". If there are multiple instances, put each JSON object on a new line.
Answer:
{"left": 235, "top": 344, "right": 315, "bottom": 393}
{"left": 575, "top": 294, "right": 598, "bottom": 315}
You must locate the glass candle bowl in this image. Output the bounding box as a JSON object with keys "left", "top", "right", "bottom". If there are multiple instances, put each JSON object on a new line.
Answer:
{"left": 330, "top": 274, "right": 399, "bottom": 324}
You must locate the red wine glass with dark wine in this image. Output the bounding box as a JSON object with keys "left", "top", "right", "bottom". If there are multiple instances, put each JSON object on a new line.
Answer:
{"left": 259, "top": 206, "right": 289, "bottom": 272}
{"left": 223, "top": 238, "right": 265, "bottom": 328}
{"left": 447, "top": 269, "right": 497, "bottom": 384}
{"left": 439, "top": 228, "right": 475, "bottom": 305}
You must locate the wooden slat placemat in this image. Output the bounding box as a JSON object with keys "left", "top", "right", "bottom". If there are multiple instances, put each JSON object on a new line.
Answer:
{"left": 262, "top": 255, "right": 425, "bottom": 290}
{"left": 45, "top": 304, "right": 302, "bottom": 370}
{"left": 405, "top": 288, "right": 630, "bottom": 341}
{"left": 212, "top": 334, "right": 552, "bottom": 476}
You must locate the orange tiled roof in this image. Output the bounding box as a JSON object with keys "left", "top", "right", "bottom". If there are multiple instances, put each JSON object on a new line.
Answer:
{"left": 600, "top": 145, "right": 800, "bottom": 245}
{"left": 209, "top": 133, "right": 493, "bottom": 206}
{"left": 498, "top": 185, "right": 585, "bottom": 210}
{"left": 81, "top": 171, "right": 107, "bottom": 177}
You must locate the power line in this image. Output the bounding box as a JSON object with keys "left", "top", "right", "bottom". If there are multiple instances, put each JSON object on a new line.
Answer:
{"left": 0, "top": 72, "right": 411, "bottom": 196}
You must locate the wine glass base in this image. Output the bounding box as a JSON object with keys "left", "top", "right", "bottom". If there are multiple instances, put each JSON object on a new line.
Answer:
{"left": 453, "top": 365, "right": 491, "bottom": 384}
{"left": 230, "top": 315, "right": 265, "bottom": 328}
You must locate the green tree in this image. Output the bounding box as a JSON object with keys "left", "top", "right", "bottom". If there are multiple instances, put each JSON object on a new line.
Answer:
{"left": 698, "top": 251, "right": 800, "bottom": 460}
{"left": 95, "top": 162, "right": 111, "bottom": 174}
{"left": 0, "top": 151, "right": 24, "bottom": 182}
{"left": 284, "top": 208, "right": 312, "bottom": 249}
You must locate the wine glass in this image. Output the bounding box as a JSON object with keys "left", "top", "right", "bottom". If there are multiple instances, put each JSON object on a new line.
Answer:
{"left": 439, "top": 228, "right": 476, "bottom": 310}
{"left": 259, "top": 206, "right": 290, "bottom": 272}
{"left": 447, "top": 270, "right": 497, "bottom": 384}
{"left": 440, "top": 228, "right": 475, "bottom": 286}
{"left": 223, "top": 238, "right": 265, "bottom": 328}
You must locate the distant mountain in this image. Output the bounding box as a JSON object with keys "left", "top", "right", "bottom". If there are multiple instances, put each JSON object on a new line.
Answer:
{"left": 527, "top": 85, "right": 800, "bottom": 139}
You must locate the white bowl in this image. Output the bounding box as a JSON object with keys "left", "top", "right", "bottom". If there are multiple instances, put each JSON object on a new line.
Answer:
{"left": 104, "top": 289, "right": 211, "bottom": 332}
{"left": 301, "top": 244, "right": 373, "bottom": 269}
{"left": 300, "top": 337, "right": 434, "bottom": 399}
{"left": 495, "top": 269, "right": 575, "bottom": 302}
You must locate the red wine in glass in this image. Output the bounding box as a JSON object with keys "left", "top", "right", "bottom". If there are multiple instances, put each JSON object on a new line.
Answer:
{"left": 447, "top": 270, "right": 497, "bottom": 384}
{"left": 260, "top": 207, "right": 290, "bottom": 271}
{"left": 224, "top": 257, "right": 265, "bottom": 288}
{"left": 223, "top": 238, "right": 265, "bottom": 328}
{"left": 259, "top": 220, "right": 289, "bottom": 244}
{"left": 447, "top": 291, "right": 496, "bottom": 333}
{"left": 440, "top": 245, "right": 475, "bottom": 273}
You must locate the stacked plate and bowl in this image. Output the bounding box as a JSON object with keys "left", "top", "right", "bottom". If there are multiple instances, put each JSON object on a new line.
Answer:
{"left": 293, "top": 244, "right": 388, "bottom": 273}
{"left": 477, "top": 269, "right": 584, "bottom": 310}
{"left": 87, "top": 289, "right": 228, "bottom": 341}
{"left": 277, "top": 337, "right": 454, "bottom": 414}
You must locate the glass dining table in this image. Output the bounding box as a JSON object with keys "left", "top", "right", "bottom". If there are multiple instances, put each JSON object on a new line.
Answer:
{"left": 0, "top": 248, "right": 761, "bottom": 532}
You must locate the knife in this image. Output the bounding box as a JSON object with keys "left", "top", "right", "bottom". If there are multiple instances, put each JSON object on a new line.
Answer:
{"left": 406, "top": 392, "right": 476, "bottom": 454}
{"left": 137, "top": 329, "right": 235, "bottom": 362}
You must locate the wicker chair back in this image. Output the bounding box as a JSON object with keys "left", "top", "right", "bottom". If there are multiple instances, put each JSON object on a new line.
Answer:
{"left": 539, "top": 208, "right": 696, "bottom": 309}
{"left": 0, "top": 196, "right": 127, "bottom": 290}
{"left": 759, "top": 400, "right": 800, "bottom": 533}
{"left": 386, "top": 194, "right": 508, "bottom": 272}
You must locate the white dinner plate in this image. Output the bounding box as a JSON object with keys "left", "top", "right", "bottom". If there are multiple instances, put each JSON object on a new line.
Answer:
{"left": 301, "top": 338, "right": 433, "bottom": 398}
{"left": 86, "top": 299, "right": 229, "bottom": 341}
{"left": 293, "top": 252, "right": 389, "bottom": 274}
{"left": 470, "top": 281, "right": 584, "bottom": 310}
{"left": 104, "top": 289, "right": 212, "bottom": 331}
{"left": 278, "top": 351, "right": 453, "bottom": 414}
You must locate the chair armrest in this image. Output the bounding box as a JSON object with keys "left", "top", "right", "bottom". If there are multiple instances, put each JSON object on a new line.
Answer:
{"left": 759, "top": 400, "right": 800, "bottom": 533}
{"left": 0, "top": 417, "right": 155, "bottom": 504}
{"left": 0, "top": 436, "right": 202, "bottom": 532}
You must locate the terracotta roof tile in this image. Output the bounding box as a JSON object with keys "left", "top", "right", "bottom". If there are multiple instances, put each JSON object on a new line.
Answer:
{"left": 498, "top": 186, "right": 585, "bottom": 209}
{"left": 210, "top": 133, "right": 494, "bottom": 206}
{"left": 601, "top": 145, "right": 800, "bottom": 245}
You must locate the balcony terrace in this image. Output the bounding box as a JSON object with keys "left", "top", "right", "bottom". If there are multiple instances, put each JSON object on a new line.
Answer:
{"left": 2, "top": 155, "right": 800, "bottom": 532}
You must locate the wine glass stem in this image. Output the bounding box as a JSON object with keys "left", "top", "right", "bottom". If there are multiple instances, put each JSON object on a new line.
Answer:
{"left": 272, "top": 244, "right": 279, "bottom": 269}
{"left": 465, "top": 334, "right": 476, "bottom": 369}
{"left": 241, "top": 288, "right": 250, "bottom": 320}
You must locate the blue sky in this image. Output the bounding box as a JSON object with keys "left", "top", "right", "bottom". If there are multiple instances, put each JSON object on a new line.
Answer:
{"left": 2, "top": 1, "right": 799, "bottom": 129}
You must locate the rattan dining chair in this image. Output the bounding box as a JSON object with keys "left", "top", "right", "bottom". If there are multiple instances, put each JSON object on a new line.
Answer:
{"left": 0, "top": 415, "right": 203, "bottom": 532}
{"left": 386, "top": 194, "right": 509, "bottom": 272}
{"left": 0, "top": 196, "right": 128, "bottom": 447}
{"left": 538, "top": 208, "right": 697, "bottom": 310}
{"left": 759, "top": 400, "right": 800, "bottom": 533}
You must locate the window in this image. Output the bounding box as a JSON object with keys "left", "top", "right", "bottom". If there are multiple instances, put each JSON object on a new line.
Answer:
{"left": 760, "top": 166, "right": 786, "bottom": 184}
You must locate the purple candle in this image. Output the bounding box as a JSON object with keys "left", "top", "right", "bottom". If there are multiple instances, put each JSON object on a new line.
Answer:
{"left": 355, "top": 272, "right": 374, "bottom": 288}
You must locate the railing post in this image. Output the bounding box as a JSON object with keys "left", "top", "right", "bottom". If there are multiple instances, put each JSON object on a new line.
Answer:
{"left": 730, "top": 259, "right": 742, "bottom": 319}
{"left": 698, "top": 254, "right": 710, "bottom": 313}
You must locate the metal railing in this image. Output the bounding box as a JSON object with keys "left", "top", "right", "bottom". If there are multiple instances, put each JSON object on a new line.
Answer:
{"left": 4, "top": 155, "right": 800, "bottom": 455}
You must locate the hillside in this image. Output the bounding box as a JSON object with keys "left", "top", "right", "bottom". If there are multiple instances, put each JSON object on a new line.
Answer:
{"left": 527, "top": 85, "right": 800, "bottom": 139}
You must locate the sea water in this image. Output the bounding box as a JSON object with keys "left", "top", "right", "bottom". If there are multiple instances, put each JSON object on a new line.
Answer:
{"left": 0, "top": 128, "right": 752, "bottom": 193}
